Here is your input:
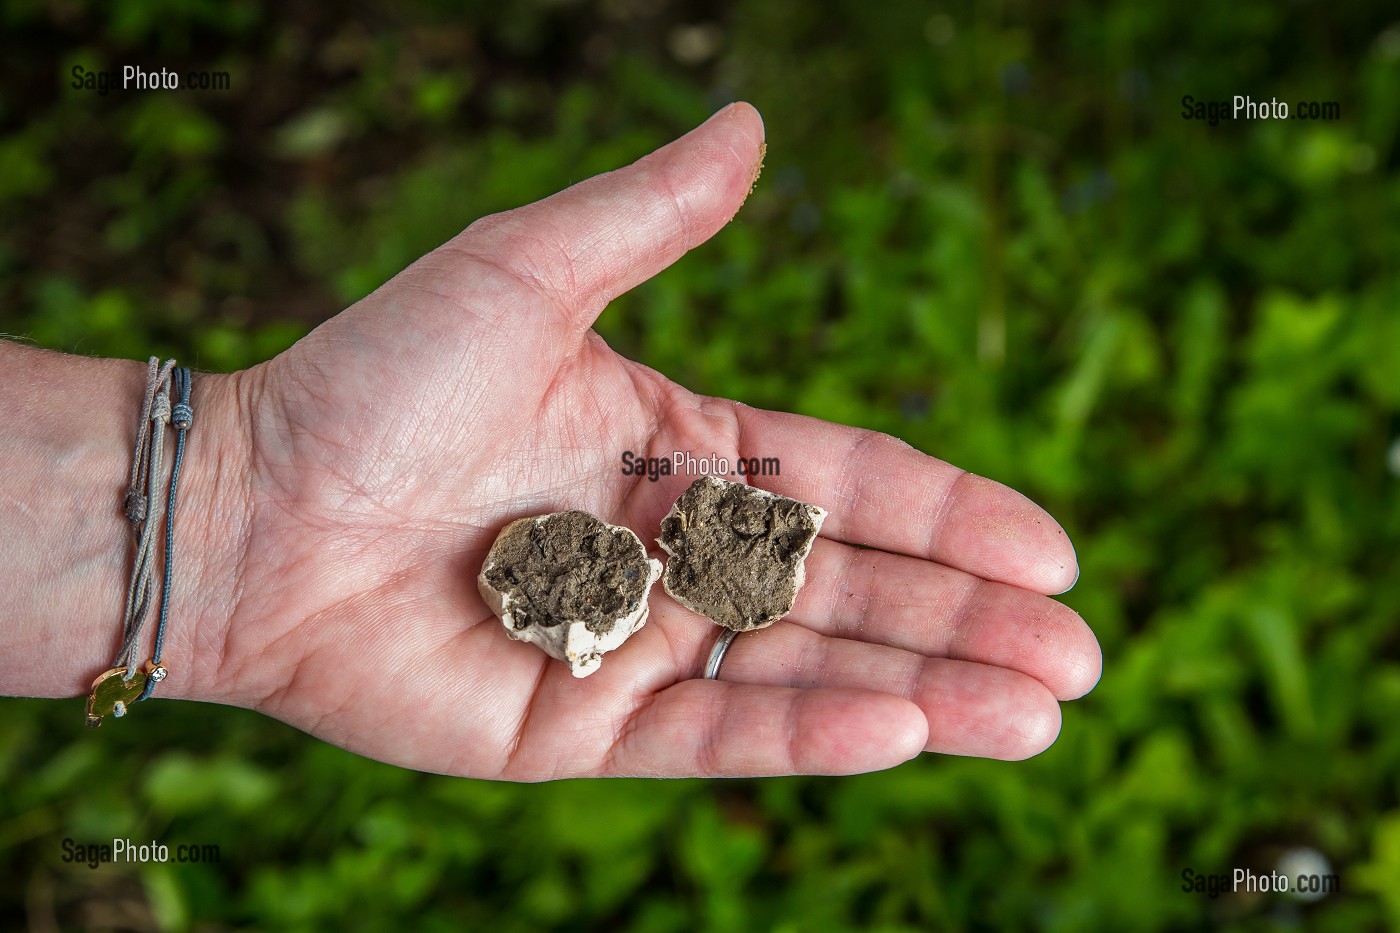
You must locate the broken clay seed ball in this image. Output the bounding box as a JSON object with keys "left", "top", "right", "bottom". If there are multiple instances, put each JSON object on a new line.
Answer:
{"left": 657, "top": 476, "right": 826, "bottom": 632}
{"left": 478, "top": 510, "right": 662, "bottom": 677}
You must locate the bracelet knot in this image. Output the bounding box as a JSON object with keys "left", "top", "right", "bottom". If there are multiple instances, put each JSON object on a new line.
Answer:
{"left": 123, "top": 489, "right": 148, "bottom": 523}
{"left": 172, "top": 402, "right": 193, "bottom": 430}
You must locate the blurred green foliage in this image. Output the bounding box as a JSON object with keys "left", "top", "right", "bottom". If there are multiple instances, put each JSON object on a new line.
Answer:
{"left": 3, "top": 0, "right": 1399, "bottom": 929}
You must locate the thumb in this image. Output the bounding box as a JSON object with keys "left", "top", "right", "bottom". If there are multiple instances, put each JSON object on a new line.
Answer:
{"left": 437, "top": 102, "right": 766, "bottom": 332}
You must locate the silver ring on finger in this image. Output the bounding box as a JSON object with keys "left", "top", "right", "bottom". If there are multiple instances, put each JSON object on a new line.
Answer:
{"left": 704, "top": 628, "right": 740, "bottom": 680}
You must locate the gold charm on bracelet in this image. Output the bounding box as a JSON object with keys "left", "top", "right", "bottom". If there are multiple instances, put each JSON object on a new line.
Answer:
{"left": 84, "top": 667, "right": 148, "bottom": 727}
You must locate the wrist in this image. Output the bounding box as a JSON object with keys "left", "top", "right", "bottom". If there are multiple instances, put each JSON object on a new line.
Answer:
{"left": 0, "top": 342, "right": 253, "bottom": 708}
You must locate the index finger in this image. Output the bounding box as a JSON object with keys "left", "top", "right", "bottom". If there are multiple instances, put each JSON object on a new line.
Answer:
{"left": 731, "top": 404, "right": 1078, "bottom": 595}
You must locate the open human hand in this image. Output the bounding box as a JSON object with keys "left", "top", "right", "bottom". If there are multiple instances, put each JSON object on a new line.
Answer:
{"left": 181, "top": 103, "right": 1100, "bottom": 780}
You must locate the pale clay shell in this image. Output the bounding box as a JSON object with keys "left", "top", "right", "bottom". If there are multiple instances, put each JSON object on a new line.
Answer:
{"left": 478, "top": 514, "right": 662, "bottom": 677}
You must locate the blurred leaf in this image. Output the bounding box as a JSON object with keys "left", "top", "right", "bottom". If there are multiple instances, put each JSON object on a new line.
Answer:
{"left": 273, "top": 107, "right": 353, "bottom": 159}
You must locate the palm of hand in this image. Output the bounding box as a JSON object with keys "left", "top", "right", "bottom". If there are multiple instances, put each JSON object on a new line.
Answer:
{"left": 205, "top": 104, "right": 1100, "bottom": 780}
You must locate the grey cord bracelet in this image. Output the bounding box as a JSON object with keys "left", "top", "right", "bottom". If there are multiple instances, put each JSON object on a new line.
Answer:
{"left": 85, "top": 358, "right": 194, "bottom": 727}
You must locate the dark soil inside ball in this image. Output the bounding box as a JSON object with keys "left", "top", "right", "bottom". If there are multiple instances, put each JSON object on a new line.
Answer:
{"left": 659, "top": 478, "right": 822, "bottom": 631}
{"left": 483, "top": 511, "right": 651, "bottom": 634}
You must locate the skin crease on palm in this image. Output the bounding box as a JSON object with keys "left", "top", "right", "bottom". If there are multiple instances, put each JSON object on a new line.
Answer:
{"left": 192, "top": 101, "right": 1101, "bottom": 781}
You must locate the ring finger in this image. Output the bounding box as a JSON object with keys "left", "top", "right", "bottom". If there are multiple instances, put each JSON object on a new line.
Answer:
{"left": 707, "top": 621, "right": 1063, "bottom": 761}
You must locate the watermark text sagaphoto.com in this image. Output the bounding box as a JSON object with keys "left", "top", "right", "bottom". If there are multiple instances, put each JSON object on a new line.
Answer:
{"left": 71, "top": 64, "right": 232, "bottom": 95}
{"left": 1181, "top": 94, "right": 1341, "bottom": 126}
{"left": 62, "top": 837, "right": 221, "bottom": 870}
{"left": 1181, "top": 867, "right": 1339, "bottom": 899}
{"left": 621, "top": 451, "right": 780, "bottom": 483}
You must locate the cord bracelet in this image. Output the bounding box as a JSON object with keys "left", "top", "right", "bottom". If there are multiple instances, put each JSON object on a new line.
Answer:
{"left": 85, "top": 358, "right": 194, "bottom": 727}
